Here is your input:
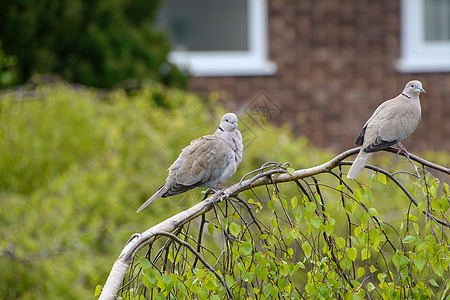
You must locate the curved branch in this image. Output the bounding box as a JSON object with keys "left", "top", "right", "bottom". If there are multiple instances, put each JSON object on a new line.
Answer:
{"left": 339, "top": 161, "right": 450, "bottom": 228}
{"left": 383, "top": 147, "right": 450, "bottom": 175}
{"left": 99, "top": 147, "right": 449, "bottom": 299}
{"left": 144, "top": 231, "right": 234, "bottom": 299}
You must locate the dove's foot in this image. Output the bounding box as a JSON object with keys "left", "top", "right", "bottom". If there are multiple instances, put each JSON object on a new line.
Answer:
{"left": 201, "top": 188, "right": 215, "bottom": 199}
{"left": 397, "top": 142, "right": 410, "bottom": 157}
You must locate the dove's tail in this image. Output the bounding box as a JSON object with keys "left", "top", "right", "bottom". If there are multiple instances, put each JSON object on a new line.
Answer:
{"left": 347, "top": 151, "right": 373, "bottom": 179}
{"left": 136, "top": 185, "right": 168, "bottom": 213}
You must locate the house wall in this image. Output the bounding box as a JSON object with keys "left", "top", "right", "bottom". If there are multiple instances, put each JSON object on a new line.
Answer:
{"left": 189, "top": 0, "right": 450, "bottom": 153}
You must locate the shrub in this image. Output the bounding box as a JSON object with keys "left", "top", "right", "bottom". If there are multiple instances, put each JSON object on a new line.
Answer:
{"left": 0, "top": 0, "right": 187, "bottom": 88}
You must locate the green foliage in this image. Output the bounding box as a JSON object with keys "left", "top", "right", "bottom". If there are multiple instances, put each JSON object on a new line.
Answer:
{"left": 0, "top": 83, "right": 333, "bottom": 299}
{"left": 0, "top": 42, "right": 19, "bottom": 88}
{"left": 0, "top": 0, "right": 187, "bottom": 88}
{"left": 132, "top": 170, "right": 450, "bottom": 299}
{"left": 1, "top": 84, "right": 449, "bottom": 299}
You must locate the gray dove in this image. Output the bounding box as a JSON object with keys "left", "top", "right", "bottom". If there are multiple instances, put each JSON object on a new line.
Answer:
{"left": 137, "top": 113, "right": 243, "bottom": 212}
{"left": 347, "top": 80, "right": 425, "bottom": 179}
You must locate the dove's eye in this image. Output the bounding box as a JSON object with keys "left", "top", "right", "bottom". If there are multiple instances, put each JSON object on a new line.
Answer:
{"left": 411, "top": 85, "right": 414, "bottom": 87}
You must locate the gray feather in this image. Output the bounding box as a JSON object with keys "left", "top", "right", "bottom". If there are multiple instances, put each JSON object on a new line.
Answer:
{"left": 137, "top": 113, "right": 243, "bottom": 212}
{"left": 347, "top": 80, "right": 424, "bottom": 179}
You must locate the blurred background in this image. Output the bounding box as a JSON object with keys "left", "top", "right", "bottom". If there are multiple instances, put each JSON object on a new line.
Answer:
{"left": 0, "top": 0, "right": 449, "bottom": 299}
{"left": 2, "top": 0, "right": 450, "bottom": 151}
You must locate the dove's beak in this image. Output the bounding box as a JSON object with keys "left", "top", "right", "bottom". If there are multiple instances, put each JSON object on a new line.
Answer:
{"left": 419, "top": 87, "right": 426, "bottom": 94}
{"left": 234, "top": 123, "right": 239, "bottom": 130}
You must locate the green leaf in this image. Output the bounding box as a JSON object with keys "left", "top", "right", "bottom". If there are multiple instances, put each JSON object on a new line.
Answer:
{"left": 429, "top": 185, "right": 437, "bottom": 199}
{"left": 402, "top": 235, "right": 416, "bottom": 244}
{"left": 369, "top": 228, "right": 380, "bottom": 248}
{"left": 357, "top": 267, "right": 365, "bottom": 278}
{"left": 353, "top": 189, "right": 362, "bottom": 202}
{"left": 195, "top": 268, "right": 206, "bottom": 279}
{"left": 377, "top": 173, "right": 387, "bottom": 184}
{"left": 367, "top": 282, "right": 376, "bottom": 292}
{"left": 241, "top": 241, "right": 253, "bottom": 256}
{"left": 350, "top": 293, "right": 363, "bottom": 300}
{"left": 439, "top": 196, "right": 450, "bottom": 212}
{"left": 429, "top": 278, "right": 439, "bottom": 287}
{"left": 302, "top": 241, "right": 312, "bottom": 258}
{"left": 162, "top": 273, "right": 174, "bottom": 292}
{"left": 198, "top": 286, "right": 208, "bottom": 299}
{"left": 310, "top": 216, "right": 323, "bottom": 229}
{"left": 360, "top": 211, "right": 370, "bottom": 226}
{"left": 242, "top": 272, "right": 253, "bottom": 283}
{"left": 268, "top": 235, "right": 277, "bottom": 246}
{"left": 368, "top": 207, "right": 378, "bottom": 216}
{"left": 335, "top": 237, "right": 346, "bottom": 249}
{"left": 369, "top": 265, "right": 377, "bottom": 273}
{"left": 263, "top": 283, "right": 272, "bottom": 296}
{"left": 340, "top": 257, "right": 352, "bottom": 270}
{"left": 287, "top": 167, "right": 295, "bottom": 175}
{"left": 277, "top": 277, "right": 287, "bottom": 291}
{"left": 207, "top": 222, "right": 215, "bottom": 237}
{"left": 318, "top": 286, "right": 331, "bottom": 299}
{"left": 324, "top": 222, "right": 334, "bottom": 235}
{"left": 289, "top": 228, "right": 300, "bottom": 240}
{"left": 144, "top": 268, "right": 160, "bottom": 288}
{"left": 347, "top": 247, "right": 357, "bottom": 261}
{"left": 225, "top": 274, "right": 234, "bottom": 287}
{"left": 328, "top": 217, "right": 336, "bottom": 225}
{"left": 271, "top": 216, "right": 278, "bottom": 228}
{"left": 291, "top": 196, "right": 298, "bottom": 209}
{"left": 270, "top": 285, "right": 279, "bottom": 297}
{"left": 361, "top": 248, "right": 371, "bottom": 260}
{"left": 404, "top": 213, "right": 418, "bottom": 222}
{"left": 255, "top": 264, "right": 269, "bottom": 280}
{"left": 140, "top": 258, "right": 151, "bottom": 269}
{"left": 279, "top": 264, "right": 289, "bottom": 277}
{"left": 177, "top": 282, "right": 187, "bottom": 298}
{"left": 287, "top": 247, "right": 294, "bottom": 257}
{"left": 411, "top": 185, "right": 417, "bottom": 196}
{"left": 393, "top": 254, "right": 409, "bottom": 269}
{"left": 94, "top": 285, "right": 102, "bottom": 297}
{"left": 400, "top": 268, "right": 408, "bottom": 279}
{"left": 344, "top": 199, "right": 355, "bottom": 214}
{"left": 229, "top": 222, "right": 241, "bottom": 237}
{"left": 414, "top": 254, "right": 427, "bottom": 271}
{"left": 303, "top": 202, "right": 316, "bottom": 220}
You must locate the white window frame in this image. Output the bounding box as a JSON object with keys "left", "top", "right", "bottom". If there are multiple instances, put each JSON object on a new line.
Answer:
{"left": 166, "top": 0, "right": 277, "bottom": 77}
{"left": 397, "top": 0, "right": 450, "bottom": 72}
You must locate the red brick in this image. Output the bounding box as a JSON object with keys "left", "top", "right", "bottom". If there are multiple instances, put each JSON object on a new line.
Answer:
{"left": 189, "top": 0, "right": 450, "bottom": 153}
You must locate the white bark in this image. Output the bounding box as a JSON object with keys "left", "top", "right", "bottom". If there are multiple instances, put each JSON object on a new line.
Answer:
{"left": 99, "top": 147, "right": 449, "bottom": 299}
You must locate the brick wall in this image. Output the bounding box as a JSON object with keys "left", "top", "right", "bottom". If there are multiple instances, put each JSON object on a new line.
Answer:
{"left": 189, "top": 0, "right": 450, "bottom": 153}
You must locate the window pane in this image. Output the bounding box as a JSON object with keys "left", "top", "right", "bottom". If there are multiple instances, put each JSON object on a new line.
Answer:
{"left": 157, "top": 0, "right": 248, "bottom": 51}
{"left": 424, "top": 0, "right": 450, "bottom": 41}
